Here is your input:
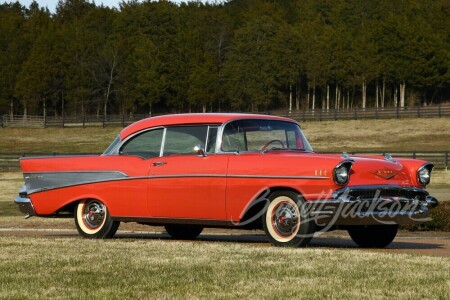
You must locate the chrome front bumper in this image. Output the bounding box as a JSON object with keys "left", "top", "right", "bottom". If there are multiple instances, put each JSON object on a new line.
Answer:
{"left": 14, "top": 185, "right": 36, "bottom": 218}
{"left": 307, "top": 186, "right": 439, "bottom": 226}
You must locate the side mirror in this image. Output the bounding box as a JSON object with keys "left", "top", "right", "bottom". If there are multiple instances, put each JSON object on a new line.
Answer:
{"left": 194, "top": 145, "right": 207, "bottom": 157}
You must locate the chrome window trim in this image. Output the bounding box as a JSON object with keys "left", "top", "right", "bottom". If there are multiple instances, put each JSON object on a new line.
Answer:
{"left": 161, "top": 125, "right": 217, "bottom": 157}
{"left": 205, "top": 125, "right": 219, "bottom": 153}
{"left": 103, "top": 135, "right": 121, "bottom": 155}
{"left": 160, "top": 128, "right": 167, "bottom": 157}
{"left": 115, "top": 126, "right": 165, "bottom": 157}
{"left": 216, "top": 118, "right": 310, "bottom": 154}
{"left": 112, "top": 118, "right": 306, "bottom": 157}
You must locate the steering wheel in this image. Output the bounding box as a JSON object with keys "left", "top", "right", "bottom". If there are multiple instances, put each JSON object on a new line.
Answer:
{"left": 261, "top": 139, "right": 285, "bottom": 151}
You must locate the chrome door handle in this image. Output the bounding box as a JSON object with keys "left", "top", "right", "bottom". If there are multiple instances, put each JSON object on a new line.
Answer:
{"left": 152, "top": 161, "right": 167, "bottom": 167}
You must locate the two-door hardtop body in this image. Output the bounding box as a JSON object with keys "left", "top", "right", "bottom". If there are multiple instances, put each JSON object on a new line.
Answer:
{"left": 15, "top": 113, "right": 438, "bottom": 247}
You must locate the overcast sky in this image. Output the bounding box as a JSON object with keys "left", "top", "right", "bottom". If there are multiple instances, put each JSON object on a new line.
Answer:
{"left": 14, "top": 1, "right": 210, "bottom": 13}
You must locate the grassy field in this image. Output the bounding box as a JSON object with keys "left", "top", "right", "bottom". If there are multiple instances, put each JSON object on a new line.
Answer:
{"left": 301, "top": 117, "right": 450, "bottom": 152}
{"left": 0, "top": 127, "right": 120, "bottom": 154}
{"left": 0, "top": 237, "right": 449, "bottom": 299}
{"left": 0, "top": 117, "right": 449, "bottom": 153}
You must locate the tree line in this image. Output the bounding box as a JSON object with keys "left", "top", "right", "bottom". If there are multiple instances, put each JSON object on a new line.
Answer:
{"left": 1, "top": 0, "right": 449, "bottom": 118}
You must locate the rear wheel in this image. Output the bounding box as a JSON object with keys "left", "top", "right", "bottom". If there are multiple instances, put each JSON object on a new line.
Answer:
{"left": 348, "top": 225, "right": 398, "bottom": 248}
{"left": 75, "top": 199, "right": 119, "bottom": 238}
{"left": 164, "top": 224, "right": 203, "bottom": 240}
{"left": 262, "top": 191, "right": 315, "bottom": 247}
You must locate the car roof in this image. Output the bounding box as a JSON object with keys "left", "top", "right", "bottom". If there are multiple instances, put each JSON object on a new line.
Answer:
{"left": 120, "top": 113, "right": 296, "bottom": 140}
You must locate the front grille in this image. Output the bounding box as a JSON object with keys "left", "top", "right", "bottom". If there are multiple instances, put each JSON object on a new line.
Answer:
{"left": 351, "top": 189, "right": 425, "bottom": 200}
{"left": 336, "top": 186, "right": 428, "bottom": 202}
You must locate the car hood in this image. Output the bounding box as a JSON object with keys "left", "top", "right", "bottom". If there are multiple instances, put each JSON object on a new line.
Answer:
{"left": 262, "top": 151, "right": 427, "bottom": 187}
{"left": 312, "top": 153, "right": 426, "bottom": 187}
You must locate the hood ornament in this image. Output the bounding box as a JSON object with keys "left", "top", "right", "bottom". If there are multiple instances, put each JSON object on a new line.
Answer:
{"left": 384, "top": 153, "right": 396, "bottom": 162}
{"left": 342, "top": 152, "right": 350, "bottom": 159}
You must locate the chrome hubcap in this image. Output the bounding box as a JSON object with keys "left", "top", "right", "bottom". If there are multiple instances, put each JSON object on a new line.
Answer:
{"left": 272, "top": 202, "right": 299, "bottom": 237}
{"left": 83, "top": 201, "right": 105, "bottom": 229}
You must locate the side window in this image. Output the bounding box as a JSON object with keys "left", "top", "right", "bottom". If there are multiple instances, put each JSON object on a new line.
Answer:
{"left": 120, "top": 129, "right": 164, "bottom": 159}
{"left": 222, "top": 131, "right": 246, "bottom": 152}
{"left": 163, "top": 126, "right": 208, "bottom": 156}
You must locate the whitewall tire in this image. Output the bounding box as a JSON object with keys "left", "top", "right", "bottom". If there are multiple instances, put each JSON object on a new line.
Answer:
{"left": 263, "top": 191, "right": 315, "bottom": 247}
{"left": 74, "top": 199, "right": 119, "bottom": 238}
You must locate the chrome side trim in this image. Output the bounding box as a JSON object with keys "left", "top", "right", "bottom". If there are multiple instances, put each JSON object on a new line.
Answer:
{"left": 113, "top": 216, "right": 234, "bottom": 227}
{"left": 227, "top": 175, "right": 329, "bottom": 180}
{"left": 24, "top": 171, "right": 330, "bottom": 195}
{"left": 24, "top": 171, "right": 129, "bottom": 195}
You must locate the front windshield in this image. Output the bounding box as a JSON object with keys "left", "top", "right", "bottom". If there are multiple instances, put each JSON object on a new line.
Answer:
{"left": 221, "top": 119, "right": 313, "bottom": 152}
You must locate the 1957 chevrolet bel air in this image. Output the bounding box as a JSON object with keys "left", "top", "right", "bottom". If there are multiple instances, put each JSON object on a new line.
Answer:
{"left": 15, "top": 113, "right": 438, "bottom": 247}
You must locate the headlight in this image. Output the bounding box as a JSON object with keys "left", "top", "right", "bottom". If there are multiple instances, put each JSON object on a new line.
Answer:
{"left": 417, "top": 164, "right": 433, "bottom": 186}
{"left": 333, "top": 161, "right": 352, "bottom": 185}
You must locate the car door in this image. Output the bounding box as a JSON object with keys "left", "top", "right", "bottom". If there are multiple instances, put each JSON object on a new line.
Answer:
{"left": 116, "top": 128, "right": 165, "bottom": 217}
{"left": 147, "top": 125, "right": 228, "bottom": 220}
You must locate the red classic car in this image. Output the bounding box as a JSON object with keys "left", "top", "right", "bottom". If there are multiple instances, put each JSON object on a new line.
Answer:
{"left": 15, "top": 113, "right": 438, "bottom": 247}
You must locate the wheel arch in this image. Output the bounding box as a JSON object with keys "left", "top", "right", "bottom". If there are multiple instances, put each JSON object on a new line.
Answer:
{"left": 56, "top": 195, "right": 107, "bottom": 215}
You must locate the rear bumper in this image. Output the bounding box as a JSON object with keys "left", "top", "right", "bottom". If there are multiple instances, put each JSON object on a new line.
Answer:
{"left": 307, "top": 186, "right": 439, "bottom": 226}
{"left": 14, "top": 186, "right": 36, "bottom": 218}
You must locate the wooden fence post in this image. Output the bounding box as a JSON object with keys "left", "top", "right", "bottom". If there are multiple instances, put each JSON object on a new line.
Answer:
{"left": 445, "top": 152, "right": 448, "bottom": 171}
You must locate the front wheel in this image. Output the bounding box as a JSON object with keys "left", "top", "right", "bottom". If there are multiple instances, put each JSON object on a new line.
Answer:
{"left": 75, "top": 199, "right": 119, "bottom": 238}
{"left": 262, "top": 191, "right": 315, "bottom": 247}
{"left": 164, "top": 224, "right": 203, "bottom": 240}
{"left": 348, "top": 225, "right": 398, "bottom": 248}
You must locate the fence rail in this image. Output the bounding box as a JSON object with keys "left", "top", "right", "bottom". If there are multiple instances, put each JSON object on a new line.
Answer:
{"left": 0, "top": 151, "right": 448, "bottom": 171}
{"left": 275, "top": 105, "right": 450, "bottom": 122}
{"left": 2, "top": 105, "right": 450, "bottom": 128}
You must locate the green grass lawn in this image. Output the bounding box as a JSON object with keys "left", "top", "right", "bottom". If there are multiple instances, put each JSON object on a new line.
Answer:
{"left": 0, "top": 237, "right": 449, "bottom": 299}
{"left": 0, "top": 127, "right": 120, "bottom": 154}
